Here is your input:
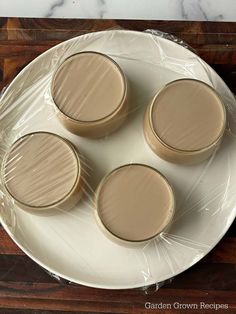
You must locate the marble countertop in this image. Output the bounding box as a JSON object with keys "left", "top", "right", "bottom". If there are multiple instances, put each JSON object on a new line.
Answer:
{"left": 0, "top": 0, "right": 236, "bottom": 21}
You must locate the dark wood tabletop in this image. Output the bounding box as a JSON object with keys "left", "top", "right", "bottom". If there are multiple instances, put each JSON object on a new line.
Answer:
{"left": 0, "top": 18, "right": 236, "bottom": 314}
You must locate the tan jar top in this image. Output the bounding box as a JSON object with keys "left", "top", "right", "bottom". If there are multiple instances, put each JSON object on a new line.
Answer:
{"left": 151, "top": 79, "right": 226, "bottom": 152}
{"left": 96, "top": 164, "right": 175, "bottom": 242}
{"left": 51, "top": 52, "right": 126, "bottom": 122}
{"left": 3, "top": 132, "right": 80, "bottom": 208}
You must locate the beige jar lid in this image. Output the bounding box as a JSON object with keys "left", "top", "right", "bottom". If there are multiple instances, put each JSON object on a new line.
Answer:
{"left": 95, "top": 164, "right": 175, "bottom": 244}
{"left": 51, "top": 51, "right": 128, "bottom": 138}
{"left": 2, "top": 132, "right": 82, "bottom": 212}
{"left": 144, "top": 79, "right": 226, "bottom": 165}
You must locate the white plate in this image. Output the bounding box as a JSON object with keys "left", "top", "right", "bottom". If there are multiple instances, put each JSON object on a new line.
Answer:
{"left": 0, "top": 30, "right": 236, "bottom": 289}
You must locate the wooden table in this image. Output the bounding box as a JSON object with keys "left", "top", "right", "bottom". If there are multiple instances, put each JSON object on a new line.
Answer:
{"left": 0, "top": 18, "right": 235, "bottom": 314}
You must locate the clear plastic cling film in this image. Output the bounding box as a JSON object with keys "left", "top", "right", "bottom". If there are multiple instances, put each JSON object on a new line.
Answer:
{"left": 0, "top": 29, "right": 235, "bottom": 292}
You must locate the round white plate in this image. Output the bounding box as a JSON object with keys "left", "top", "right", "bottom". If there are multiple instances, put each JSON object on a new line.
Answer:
{"left": 0, "top": 30, "right": 236, "bottom": 289}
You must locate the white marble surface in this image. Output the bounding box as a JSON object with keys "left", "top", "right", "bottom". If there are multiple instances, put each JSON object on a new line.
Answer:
{"left": 0, "top": 0, "right": 236, "bottom": 21}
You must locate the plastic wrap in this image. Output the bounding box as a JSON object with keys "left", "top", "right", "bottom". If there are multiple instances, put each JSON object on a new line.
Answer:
{"left": 0, "top": 29, "right": 236, "bottom": 291}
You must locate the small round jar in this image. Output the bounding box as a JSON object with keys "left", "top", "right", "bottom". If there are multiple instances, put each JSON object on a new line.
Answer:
{"left": 51, "top": 51, "right": 128, "bottom": 138}
{"left": 95, "top": 164, "right": 175, "bottom": 245}
{"left": 2, "top": 132, "right": 83, "bottom": 213}
{"left": 144, "top": 79, "right": 226, "bottom": 165}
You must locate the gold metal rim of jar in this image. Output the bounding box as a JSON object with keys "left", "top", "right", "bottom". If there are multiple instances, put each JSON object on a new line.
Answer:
{"left": 146, "top": 78, "right": 227, "bottom": 156}
{"left": 94, "top": 163, "right": 176, "bottom": 244}
{"left": 50, "top": 51, "right": 128, "bottom": 126}
{"left": 2, "top": 131, "right": 82, "bottom": 211}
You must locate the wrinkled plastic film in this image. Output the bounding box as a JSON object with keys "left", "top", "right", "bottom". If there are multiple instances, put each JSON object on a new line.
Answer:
{"left": 0, "top": 29, "right": 235, "bottom": 291}
{"left": 145, "top": 29, "right": 197, "bottom": 53}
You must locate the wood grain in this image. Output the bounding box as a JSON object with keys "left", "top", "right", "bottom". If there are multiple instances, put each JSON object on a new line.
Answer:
{"left": 0, "top": 18, "right": 235, "bottom": 313}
